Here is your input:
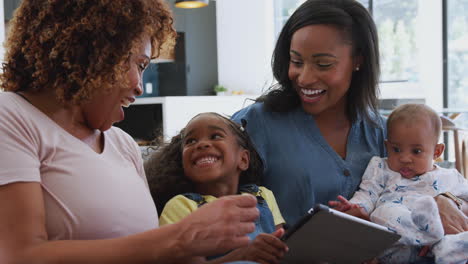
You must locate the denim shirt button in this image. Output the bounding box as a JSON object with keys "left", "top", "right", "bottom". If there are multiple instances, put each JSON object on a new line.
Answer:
{"left": 343, "top": 169, "right": 351, "bottom": 176}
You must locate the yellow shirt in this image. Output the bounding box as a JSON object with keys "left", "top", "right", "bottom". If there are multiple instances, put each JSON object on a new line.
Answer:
{"left": 159, "top": 186, "right": 285, "bottom": 227}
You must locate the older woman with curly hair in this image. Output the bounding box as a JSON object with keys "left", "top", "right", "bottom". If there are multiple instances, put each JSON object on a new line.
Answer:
{"left": 0, "top": 1, "right": 259, "bottom": 263}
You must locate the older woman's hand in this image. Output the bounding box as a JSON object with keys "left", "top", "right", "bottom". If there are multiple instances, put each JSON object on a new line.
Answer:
{"left": 434, "top": 195, "right": 468, "bottom": 234}
{"left": 177, "top": 194, "right": 259, "bottom": 257}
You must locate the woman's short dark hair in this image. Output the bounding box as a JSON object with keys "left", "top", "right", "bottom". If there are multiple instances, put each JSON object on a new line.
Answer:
{"left": 145, "top": 112, "right": 264, "bottom": 212}
{"left": 259, "top": 0, "right": 380, "bottom": 124}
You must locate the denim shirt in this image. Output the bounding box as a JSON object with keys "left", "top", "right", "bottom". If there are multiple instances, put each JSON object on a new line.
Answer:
{"left": 232, "top": 103, "right": 387, "bottom": 226}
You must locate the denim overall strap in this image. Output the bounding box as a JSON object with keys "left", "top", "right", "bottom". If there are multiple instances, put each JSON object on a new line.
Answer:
{"left": 238, "top": 183, "right": 260, "bottom": 196}
{"left": 183, "top": 186, "right": 276, "bottom": 261}
{"left": 182, "top": 193, "right": 223, "bottom": 261}
{"left": 182, "top": 193, "right": 207, "bottom": 207}
{"left": 238, "top": 184, "right": 276, "bottom": 240}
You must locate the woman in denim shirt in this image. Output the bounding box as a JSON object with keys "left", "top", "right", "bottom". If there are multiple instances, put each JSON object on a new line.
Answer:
{"left": 232, "top": 0, "right": 464, "bottom": 237}
{"left": 232, "top": 0, "right": 385, "bottom": 227}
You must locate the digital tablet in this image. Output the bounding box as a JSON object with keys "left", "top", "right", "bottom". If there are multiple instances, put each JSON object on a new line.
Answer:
{"left": 281, "top": 204, "right": 400, "bottom": 264}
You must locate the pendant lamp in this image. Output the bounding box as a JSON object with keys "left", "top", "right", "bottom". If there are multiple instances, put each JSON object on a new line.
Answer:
{"left": 175, "top": 0, "right": 209, "bottom": 8}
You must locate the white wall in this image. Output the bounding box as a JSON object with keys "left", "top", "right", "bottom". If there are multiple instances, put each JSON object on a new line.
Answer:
{"left": 135, "top": 95, "right": 256, "bottom": 140}
{"left": 216, "top": 0, "right": 275, "bottom": 95}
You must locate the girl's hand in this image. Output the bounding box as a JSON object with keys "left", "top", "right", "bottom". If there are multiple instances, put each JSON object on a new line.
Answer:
{"left": 230, "top": 228, "right": 289, "bottom": 264}
{"left": 434, "top": 195, "right": 468, "bottom": 234}
{"left": 328, "top": 195, "right": 360, "bottom": 212}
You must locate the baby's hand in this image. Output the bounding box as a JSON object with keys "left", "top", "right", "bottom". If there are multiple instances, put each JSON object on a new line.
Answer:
{"left": 328, "top": 195, "right": 360, "bottom": 212}
{"left": 236, "top": 229, "right": 288, "bottom": 264}
{"left": 345, "top": 207, "right": 371, "bottom": 221}
{"left": 329, "top": 195, "right": 370, "bottom": 220}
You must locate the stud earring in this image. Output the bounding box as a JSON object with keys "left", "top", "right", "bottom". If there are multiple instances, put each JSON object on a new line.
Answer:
{"left": 355, "top": 66, "right": 360, "bottom": 71}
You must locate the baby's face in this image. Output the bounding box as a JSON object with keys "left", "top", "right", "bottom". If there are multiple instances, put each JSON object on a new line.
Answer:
{"left": 385, "top": 119, "right": 442, "bottom": 179}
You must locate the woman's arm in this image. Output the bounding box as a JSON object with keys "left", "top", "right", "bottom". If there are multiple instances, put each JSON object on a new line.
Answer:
{"left": 0, "top": 182, "right": 258, "bottom": 264}
{"left": 461, "top": 198, "right": 468, "bottom": 216}
{"left": 434, "top": 195, "right": 468, "bottom": 234}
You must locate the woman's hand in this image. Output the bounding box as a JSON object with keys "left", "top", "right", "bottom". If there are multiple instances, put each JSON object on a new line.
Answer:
{"left": 434, "top": 195, "right": 468, "bottom": 234}
{"left": 224, "top": 229, "right": 288, "bottom": 264}
{"left": 176, "top": 194, "right": 259, "bottom": 257}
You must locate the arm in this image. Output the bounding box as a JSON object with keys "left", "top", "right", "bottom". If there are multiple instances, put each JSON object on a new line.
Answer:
{"left": 328, "top": 195, "right": 361, "bottom": 212}
{"left": 334, "top": 157, "right": 386, "bottom": 214}
{"left": 454, "top": 174, "right": 468, "bottom": 216}
{"left": 0, "top": 182, "right": 259, "bottom": 264}
{"left": 434, "top": 194, "right": 468, "bottom": 234}
{"left": 434, "top": 170, "right": 468, "bottom": 234}
{"left": 462, "top": 199, "right": 468, "bottom": 216}
{"left": 328, "top": 195, "right": 370, "bottom": 221}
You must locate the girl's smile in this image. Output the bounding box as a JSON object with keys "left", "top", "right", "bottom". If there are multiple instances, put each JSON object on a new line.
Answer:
{"left": 192, "top": 154, "right": 220, "bottom": 168}
{"left": 181, "top": 114, "right": 249, "bottom": 191}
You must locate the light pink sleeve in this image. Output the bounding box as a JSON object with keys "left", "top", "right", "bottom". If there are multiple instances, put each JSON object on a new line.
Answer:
{"left": 0, "top": 96, "right": 41, "bottom": 185}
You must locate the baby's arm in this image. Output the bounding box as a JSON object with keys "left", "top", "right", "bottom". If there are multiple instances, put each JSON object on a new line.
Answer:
{"left": 348, "top": 156, "right": 388, "bottom": 213}
{"left": 329, "top": 157, "right": 387, "bottom": 217}
{"left": 329, "top": 195, "right": 370, "bottom": 221}
{"left": 328, "top": 195, "right": 360, "bottom": 211}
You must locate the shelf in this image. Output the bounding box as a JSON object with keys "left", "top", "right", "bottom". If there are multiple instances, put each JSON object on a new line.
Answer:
{"left": 134, "top": 97, "right": 165, "bottom": 105}
{"left": 126, "top": 95, "right": 258, "bottom": 141}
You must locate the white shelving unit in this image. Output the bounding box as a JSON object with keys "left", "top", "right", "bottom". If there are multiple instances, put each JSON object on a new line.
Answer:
{"left": 133, "top": 95, "right": 257, "bottom": 141}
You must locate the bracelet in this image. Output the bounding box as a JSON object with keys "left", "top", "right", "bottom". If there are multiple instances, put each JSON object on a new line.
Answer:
{"left": 439, "top": 192, "right": 463, "bottom": 210}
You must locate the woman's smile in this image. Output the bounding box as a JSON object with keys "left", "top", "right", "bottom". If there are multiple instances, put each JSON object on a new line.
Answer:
{"left": 299, "top": 88, "right": 326, "bottom": 103}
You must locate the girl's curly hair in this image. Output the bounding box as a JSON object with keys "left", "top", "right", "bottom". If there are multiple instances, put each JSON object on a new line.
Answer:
{"left": 0, "top": 0, "right": 175, "bottom": 104}
{"left": 145, "top": 112, "right": 264, "bottom": 213}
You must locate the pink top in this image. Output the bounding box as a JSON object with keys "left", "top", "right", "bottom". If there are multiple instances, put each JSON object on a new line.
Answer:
{"left": 0, "top": 92, "right": 158, "bottom": 240}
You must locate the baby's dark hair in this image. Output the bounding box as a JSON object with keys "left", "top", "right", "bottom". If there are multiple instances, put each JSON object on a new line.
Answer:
{"left": 387, "top": 104, "right": 442, "bottom": 144}
{"left": 145, "top": 112, "right": 264, "bottom": 212}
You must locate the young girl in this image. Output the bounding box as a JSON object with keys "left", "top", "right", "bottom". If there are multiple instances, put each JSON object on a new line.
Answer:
{"left": 145, "top": 112, "right": 288, "bottom": 264}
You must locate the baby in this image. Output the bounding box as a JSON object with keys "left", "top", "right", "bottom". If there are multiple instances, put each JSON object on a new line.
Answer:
{"left": 330, "top": 104, "right": 468, "bottom": 264}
